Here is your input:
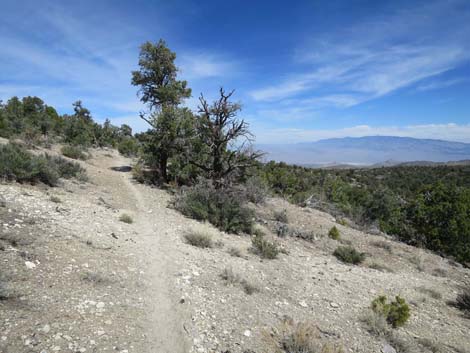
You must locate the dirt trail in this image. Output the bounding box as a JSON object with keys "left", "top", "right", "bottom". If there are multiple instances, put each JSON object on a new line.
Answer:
{"left": 102, "top": 154, "right": 190, "bottom": 353}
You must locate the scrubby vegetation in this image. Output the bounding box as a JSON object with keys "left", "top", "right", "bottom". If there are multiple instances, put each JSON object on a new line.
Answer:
{"left": 61, "top": 145, "right": 88, "bottom": 160}
{"left": 119, "top": 214, "right": 133, "bottom": 224}
{"left": 0, "top": 143, "right": 86, "bottom": 186}
{"left": 251, "top": 233, "right": 279, "bottom": 259}
{"left": 183, "top": 230, "right": 213, "bottom": 248}
{"left": 220, "top": 267, "right": 259, "bottom": 295}
{"left": 50, "top": 196, "right": 62, "bottom": 203}
{"left": 333, "top": 246, "right": 365, "bottom": 265}
{"left": 256, "top": 161, "right": 470, "bottom": 264}
{"left": 452, "top": 286, "right": 470, "bottom": 317}
{"left": 328, "top": 226, "right": 340, "bottom": 240}
{"left": 274, "top": 209, "right": 288, "bottom": 223}
{"left": 174, "top": 179, "right": 254, "bottom": 234}
{"left": 371, "top": 295, "right": 410, "bottom": 328}
{"left": 0, "top": 96, "right": 139, "bottom": 152}
{"left": 264, "top": 318, "right": 344, "bottom": 353}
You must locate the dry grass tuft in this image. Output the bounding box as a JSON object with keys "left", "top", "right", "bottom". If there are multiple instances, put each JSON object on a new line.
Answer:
{"left": 119, "top": 213, "right": 133, "bottom": 224}
{"left": 417, "top": 287, "right": 442, "bottom": 300}
{"left": 368, "top": 262, "right": 394, "bottom": 273}
{"left": 228, "top": 247, "right": 243, "bottom": 257}
{"left": 50, "top": 196, "right": 62, "bottom": 203}
{"left": 370, "top": 240, "right": 393, "bottom": 253}
{"left": 184, "top": 230, "right": 213, "bottom": 248}
{"left": 251, "top": 234, "right": 279, "bottom": 259}
{"left": 264, "top": 318, "right": 344, "bottom": 353}
{"left": 273, "top": 209, "right": 289, "bottom": 223}
{"left": 220, "top": 267, "right": 259, "bottom": 295}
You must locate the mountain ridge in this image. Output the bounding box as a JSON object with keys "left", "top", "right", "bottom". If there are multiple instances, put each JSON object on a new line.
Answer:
{"left": 258, "top": 135, "right": 470, "bottom": 165}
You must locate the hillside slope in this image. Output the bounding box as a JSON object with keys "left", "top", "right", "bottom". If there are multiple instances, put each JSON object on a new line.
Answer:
{"left": 1, "top": 147, "right": 469, "bottom": 353}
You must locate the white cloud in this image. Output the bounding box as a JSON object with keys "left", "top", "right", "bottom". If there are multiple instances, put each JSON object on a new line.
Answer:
{"left": 178, "top": 53, "right": 238, "bottom": 80}
{"left": 254, "top": 123, "right": 470, "bottom": 144}
{"left": 416, "top": 78, "right": 467, "bottom": 92}
{"left": 249, "top": 0, "right": 470, "bottom": 107}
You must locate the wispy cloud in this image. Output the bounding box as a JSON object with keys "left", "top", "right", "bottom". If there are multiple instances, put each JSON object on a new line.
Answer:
{"left": 250, "top": 0, "right": 470, "bottom": 109}
{"left": 416, "top": 78, "right": 467, "bottom": 92}
{"left": 178, "top": 53, "right": 238, "bottom": 80}
{"left": 254, "top": 123, "right": 470, "bottom": 144}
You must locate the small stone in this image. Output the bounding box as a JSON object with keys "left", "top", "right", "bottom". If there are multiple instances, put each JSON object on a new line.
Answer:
{"left": 243, "top": 330, "right": 251, "bottom": 337}
{"left": 25, "top": 261, "right": 36, "bottom": 269}
{"left": 96, "top": 302, "right": 105, "bottom": 309}
{"left": 42, "top": 324, "right": 51, "bottom": 333}
{"left": 299, "top": 301, "right": 308, "bottom": 308}
{"left": 330, "top": 302, "right": 339, "bottom": 308}
{"left": 382, "top": 343, "right": 397, "bottom": 353}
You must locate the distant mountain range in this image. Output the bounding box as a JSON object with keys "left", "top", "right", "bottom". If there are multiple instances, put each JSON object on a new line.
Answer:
{"left": 257, "top": 136, "right": 470, "bottom": 166}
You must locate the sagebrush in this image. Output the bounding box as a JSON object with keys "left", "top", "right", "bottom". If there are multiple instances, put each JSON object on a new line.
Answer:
{"left": 61, "top": 145, "right": 87, "bottom": 160}
{"left": 174, "top": 179, "right": 254, "bottom": 234}
{"left": 333, "top": 246, "right": 365, "bottom": 265}
{"left": 184, "top": 230, "right": 213, "bottom": 248}
{"left": 0, "top": 143, "right": 86, "bottom": 186}
{"left": 251, "top": 234, "right": 279, "bottom": 259}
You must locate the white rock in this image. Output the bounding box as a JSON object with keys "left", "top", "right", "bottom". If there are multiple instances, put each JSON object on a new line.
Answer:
{"left": 299, "top": 301, "right": 308, "bottom": 308}
{"left": 330, "top": 302, "right": 339, "bottom": 308}
{"left": 25, "top": 261, "right": 36, "bottom": 269}
{"left": 96, "top": 302, "right": 105, "bottom": 309}
{"left": 382, "top": 344, "right": 397, "bottom": 353}
{"left": 243, "top": 330, "right": 251, "bottom": 337}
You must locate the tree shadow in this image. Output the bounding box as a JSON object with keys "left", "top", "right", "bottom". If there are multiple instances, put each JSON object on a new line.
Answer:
{"left": 110, "top": 166, "right": 132, "bottom": 172}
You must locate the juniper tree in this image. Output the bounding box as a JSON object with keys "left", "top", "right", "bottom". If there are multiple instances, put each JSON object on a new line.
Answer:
{"left": 131, "top": 39, "right": 191, "bottom": 181}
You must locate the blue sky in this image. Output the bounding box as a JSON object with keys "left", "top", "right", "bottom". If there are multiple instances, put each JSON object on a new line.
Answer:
{"left": 1, "top": 0, "right": 470, "bottom": 143}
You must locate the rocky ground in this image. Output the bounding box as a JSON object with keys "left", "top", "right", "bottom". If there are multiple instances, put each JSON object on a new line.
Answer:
{"left": 1, "top": 145, "right": 469, "bottom": 353}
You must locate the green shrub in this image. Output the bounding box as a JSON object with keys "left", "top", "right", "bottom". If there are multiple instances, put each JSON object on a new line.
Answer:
{"left": 333, "top": 246, "right": 365, "bottom": 265}
{"left": 184, "top": 230, "right": 213, "bottom": 248}
{"left": 328, "top": 226, "right": 340, "bottom": 240}
{"left": 0, "top": 143, "right": 86, "bottom": 186}
{"left": 274, "top": 209, "right": 288, "bottom": 223}
{"left": 46, "top": 155, "right": 87, "bottom": 181}
{"left": 174, "top": 179, "right": 254, "bottom": 234}
{"left": 119, "top": 213, "right": 133, "bottom": 224}
{"left": 61, "top": 145, "right": 87, "bottom": 160}
{"left": 118, "top": 138, "right": 139, "bottom": 157}
{"left": 371, "top": 295, "right": 410, "bottom": 328}
{"left": 251, "top": 234, "right": 279, "bottom": 259}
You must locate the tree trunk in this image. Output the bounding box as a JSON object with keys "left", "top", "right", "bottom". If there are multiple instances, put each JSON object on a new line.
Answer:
{"left": 159, "top": 154, "right": 168, "bottom": 182}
